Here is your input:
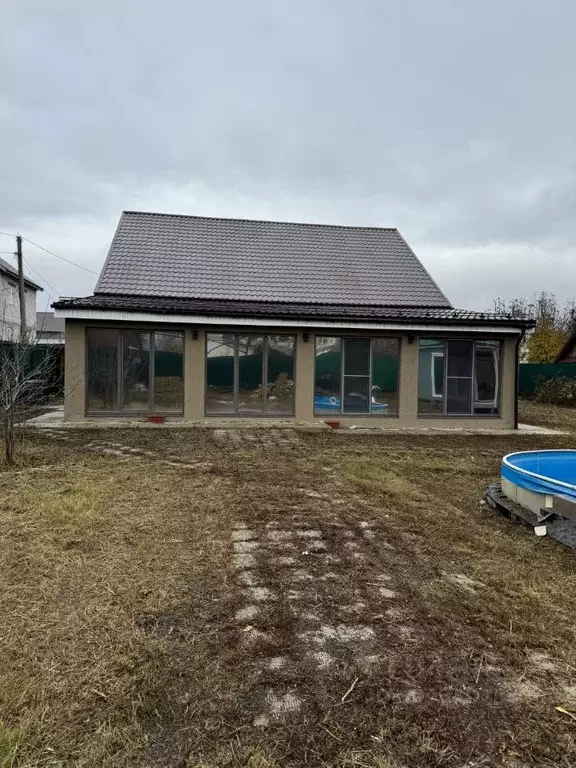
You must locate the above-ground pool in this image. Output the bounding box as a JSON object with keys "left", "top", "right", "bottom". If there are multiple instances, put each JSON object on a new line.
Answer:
{"left": 502, "top": 450, "right": 576, "bottom": 500}
{"left": 314, "top": 395, "right": 388, "bottom": 413}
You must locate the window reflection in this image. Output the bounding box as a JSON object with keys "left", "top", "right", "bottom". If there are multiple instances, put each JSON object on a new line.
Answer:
{"left": 86, "top": 329, "right": 119, "bottom": 411}
{"left": 266, "top": 335, "right": 295, "bottom": 413}
{"left": 314, "top": 337, "right": 341, "bottom": 414}
{"left": 314, "top": 336, "right": 399, "bottom": 415}
{"left": 86, "top": 329, "right": 183, "bottom": 414}
{"left": 238, "top": 335, "right": 265, "bottom": 414}
{"left": 418, "top": 339, "right": 500, "bottom": 416}
{"left": 153, "top": 332, "right": 184, "bottom": 412}
{"left": 205, "top": 334, "right": 295, "bottom": 415}
{"left": 206, "top": 333, "right": 235, "bottom": 413}
{"left": 474, "top": 341, "right": 499, "bottom": 414}
{"left": 372, "top": 338, "right": 399, "bottom": 414}
{"left": 122, "top": 332, "right": 150, "bottom": 410}
{"left": 418, "top": 340, "right": 444, "bottom": 414}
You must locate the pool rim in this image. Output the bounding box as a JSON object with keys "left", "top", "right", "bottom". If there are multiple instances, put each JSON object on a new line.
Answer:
{"left": 502, "top": 449, "right": 576, "bottom": 493}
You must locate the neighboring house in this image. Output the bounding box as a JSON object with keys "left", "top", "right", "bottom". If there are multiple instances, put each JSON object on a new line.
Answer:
{"left": 0, "top": 257, "right": 42, "bottom": 342}
{"left": 555, "top": 330, "right": 576, "bottom": 363}
{"left": 36, "top": 311, "right": 66, "bottom": 395}
{"left": 53, "top": 211, "right": 534, "bottom": 427}
{"left": 36, "top": 311, "right": 65, "bottom": 345}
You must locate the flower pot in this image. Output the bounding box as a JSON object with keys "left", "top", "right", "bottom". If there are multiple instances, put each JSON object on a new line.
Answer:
{"left": 325, "top": 420, "right": 340, "bottom": 430}
{"left": 148, "top": 415, "right": 165, "bottom": 424}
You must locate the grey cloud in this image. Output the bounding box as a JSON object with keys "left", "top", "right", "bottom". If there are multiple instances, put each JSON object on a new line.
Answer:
{"left": 1, "top": 0, "right": 576, "bottom": 310}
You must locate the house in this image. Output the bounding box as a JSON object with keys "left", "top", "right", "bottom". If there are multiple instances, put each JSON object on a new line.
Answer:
{"left": 36, "top": 311, "right": 66, "bottom": 394}
{"left": 555, "top": 330, "right": 576, "bottom": 363}
{"left": 53, "top": 211, "right": 534, "bottom": 427}
{"left": 36, "top": 311, "right": 65, "bottom": 346}
{"left": 0, "top": 257, "right": 42, "bottom": 342}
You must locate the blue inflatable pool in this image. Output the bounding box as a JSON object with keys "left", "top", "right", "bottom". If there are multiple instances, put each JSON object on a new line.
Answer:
{"left": 314, "top": 395, "right": 388, "bottom": 412}
{"left": 502, "top": 450, "right": 576, "bottom": 501}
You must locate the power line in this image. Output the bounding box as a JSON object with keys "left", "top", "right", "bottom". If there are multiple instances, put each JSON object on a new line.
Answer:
{"left": 0, "top": 231, "right": 15, "bottom": 237}
{"left": 22, "top": 256, "right": 60, "bottom": 297}
{"left": 22, "top": 236, "right": 98, "bottom": 275}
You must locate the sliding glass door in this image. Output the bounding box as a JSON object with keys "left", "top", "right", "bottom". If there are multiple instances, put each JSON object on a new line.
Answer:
{"left": 314, "top": 336, "right": 399, "bottom": 415}
{"left": 86, "top": 329, "right": 184, "bottom": 414}
{"left": 206, "top": 333, "right": 295, "bottom": 415}
{"left": 418, "top": 339, "right": 500, "bottom": 416}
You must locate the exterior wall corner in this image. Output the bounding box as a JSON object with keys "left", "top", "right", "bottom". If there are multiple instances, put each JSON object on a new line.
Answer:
{"left": 64, "top": 319, "right": 86, "bottom": 421}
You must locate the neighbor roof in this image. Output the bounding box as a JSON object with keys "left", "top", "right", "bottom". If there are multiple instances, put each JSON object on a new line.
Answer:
{"left": 0, "top": 256, "right": 42, "bottom": 291}
{"left": 94, "top": 211, "right": 452, "bottom": 308}
{"left": 554, "top": 328, "right": 576, "bottom": 362}
{"left": 36, "top": 311, "right": 65, "bottom": 333}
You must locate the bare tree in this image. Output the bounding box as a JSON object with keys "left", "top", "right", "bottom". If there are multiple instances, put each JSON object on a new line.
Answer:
{"left": 0, "top": 320, "right": 61, "bottom": 464}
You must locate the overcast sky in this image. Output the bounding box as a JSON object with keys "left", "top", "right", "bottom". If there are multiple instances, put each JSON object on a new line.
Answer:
{"left": 2, "top": 0, "right": 575, "bottom": 312}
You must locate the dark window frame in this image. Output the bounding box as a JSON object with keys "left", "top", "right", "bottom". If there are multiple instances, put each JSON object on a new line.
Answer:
{"left": 417, "top": 337, "right": 501, "bottom": 418}
{"left": 85, "top": 327, "right": 185, "bottom": 416}
{"left": 313, "top": 335, "right": 400, "bottom": 417}
{"left": 205, "top": 332, "right": 296, "bottom": 416}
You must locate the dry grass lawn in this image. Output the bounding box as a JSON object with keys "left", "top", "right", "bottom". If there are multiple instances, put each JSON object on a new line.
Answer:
{"left": 519, "top": 400, "right": 576, "bottom": 432}
{"left": 1, "top": 423, "right": 576, "bottom": 767}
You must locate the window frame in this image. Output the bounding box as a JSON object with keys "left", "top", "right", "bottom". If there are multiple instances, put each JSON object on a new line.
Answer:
{"left": 85, "top": 327, "right": 185, "bottom": 416}
{"left": 204, "top": 332, "right": 296, "bottom": 416}
{"left": 431, "top": 352, "right": 444, "bottom": 399}
{"left": 418, "top": 337, "right": 502, "bottom": 418}
{"left": 313, "top": 335, "right": 400, "bottom": 417}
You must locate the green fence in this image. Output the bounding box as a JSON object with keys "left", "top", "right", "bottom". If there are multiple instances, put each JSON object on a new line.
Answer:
{"left": 519, "top": 363, "right": 576, "bottom": 396}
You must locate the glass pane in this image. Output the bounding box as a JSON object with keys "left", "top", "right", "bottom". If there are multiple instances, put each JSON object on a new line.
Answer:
{"left": 238, "top": 335, "right": 264, "bottom": 414}
{"left": 474, "top": 341, "right": 500, "bottom": 415}
{"left": 86, "top": 328, "right": 118, "bottom": 411}
{"left": 122, "top": 332, "right": 150, "bottom": 410}
{"left": 343, "top": 376, "right": 370, "bottom": 413}
{"left": 206, "top": 333, "right": 235, "bottom": 414}
{"left": 314, "top": 337, "right": 341, "bottom": 414}
{"left": 446, "top": 340, "right": 473, "bottom": 377}
{"left": 418, "top": 339, "right": 444, "bottom": 414}
{"left": 371, "top": 338, "right": 399, "bottom": 415}
{"left": 266, "top": 336, "right": 295, "bottom": 413}
{"left": 446, "top": 377, "right": 472, "bottom": 414}
{"left": 153, "top": 332, "right": 184, "bottom": 412}
{"left": 344, "top": 338, "right": 370, "bottom": 375}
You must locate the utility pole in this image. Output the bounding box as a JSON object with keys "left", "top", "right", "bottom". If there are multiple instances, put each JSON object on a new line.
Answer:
{"left": 16, "top": 234, "right": 26, "bottom": 341}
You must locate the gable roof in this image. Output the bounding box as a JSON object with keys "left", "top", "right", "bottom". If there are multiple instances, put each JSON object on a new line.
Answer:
{"left": 0, "top": 256, "right": 42, "bottom": 292}
{"left": 555, "top": 328, "right": 576, "bottom": 362}
{"left": 94, "top": 211, "right": 451, "bottom": 308}
{"left": 36, "top": 311, "right": 65, "bottom": 333}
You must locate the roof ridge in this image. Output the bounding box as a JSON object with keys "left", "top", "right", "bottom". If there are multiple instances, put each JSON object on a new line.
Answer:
{"left": 121, "top": 210, "right": 399, "bottom": 233}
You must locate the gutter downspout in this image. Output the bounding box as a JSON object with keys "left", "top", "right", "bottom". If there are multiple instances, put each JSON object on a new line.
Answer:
{"left": 514, "top": 330, "right": 525, "bottom": 430}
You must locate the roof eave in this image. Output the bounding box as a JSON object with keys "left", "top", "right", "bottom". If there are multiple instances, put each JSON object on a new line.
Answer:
{"left": 52, "top": 304, "right": 531, "bottom": 333}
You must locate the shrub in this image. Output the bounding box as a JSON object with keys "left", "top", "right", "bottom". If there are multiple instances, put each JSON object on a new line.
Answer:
{"left": 534, "top": 375, "right": 576, "bottom": 406}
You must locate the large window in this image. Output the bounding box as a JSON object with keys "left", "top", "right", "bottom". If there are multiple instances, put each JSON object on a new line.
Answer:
{"left": 86, "top": 329, "right": 184, "bottom": 413}
{"left": 418, "top": 339, "right": 500, "bottom": 416}
{"left": 206, "top": 333, "right": 295, "bottom": 415}
{"left": 314, "top": 336, "right": 399, "bottom": 415}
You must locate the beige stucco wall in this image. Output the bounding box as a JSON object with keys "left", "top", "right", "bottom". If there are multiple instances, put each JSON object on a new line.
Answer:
{"left": 64, "top": 320, "right": 86, "bottom": 421}
{"left": 63, "top": 320, "right": 519, "bottom": 429}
